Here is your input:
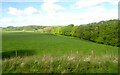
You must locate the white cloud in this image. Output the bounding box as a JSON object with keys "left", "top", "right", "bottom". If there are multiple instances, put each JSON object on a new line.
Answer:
{"left": 0, "top": 18, "right": 14, "bottom": 22}
{"left": 71, "top": 0, "right": 119, "bottom": 9}
{"left": 8, "top": 7, "right": 39, "bottom": 15}
{"left": 109, "top": 0, "right": 119, "bottom": 5}
{"left": 41, "top": 0, "right": 65, "bottom": 15}
{"left": 9, "top": 7, "right": 23, "bottom": 15}
{"left": 24, "top": 7, "right": 39, "bottom": 15}
{"left": 79, "top": 6, "right": 118, "bottom": 23}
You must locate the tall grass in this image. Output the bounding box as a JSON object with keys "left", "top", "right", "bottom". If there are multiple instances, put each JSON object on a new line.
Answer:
{"left": 2, "top": 53, "right": 118, "bottom": 73}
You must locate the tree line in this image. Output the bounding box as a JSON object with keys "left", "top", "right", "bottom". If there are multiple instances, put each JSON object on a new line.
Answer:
{"left": 3, "top": 25, "right": 47, "bottom": 31}
{"left": 51, "top": 19, "right": 119, "bottom": 47}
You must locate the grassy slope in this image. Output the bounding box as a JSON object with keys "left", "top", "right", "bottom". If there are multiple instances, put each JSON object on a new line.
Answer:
{"left": 2, "top": 32, "right": 118, "bottom": 57}
{"left": 2, "top": 32, "right": 118, "bottom": 73}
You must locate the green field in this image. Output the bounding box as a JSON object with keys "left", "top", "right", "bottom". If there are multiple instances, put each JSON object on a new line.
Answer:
{"left": 2, "top": 32, "right": 118, "bottom": 73}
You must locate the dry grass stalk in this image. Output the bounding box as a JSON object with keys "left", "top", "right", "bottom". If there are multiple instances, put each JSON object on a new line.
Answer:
{"left": 91, "top": 50, "right": 94, "bottom": 58}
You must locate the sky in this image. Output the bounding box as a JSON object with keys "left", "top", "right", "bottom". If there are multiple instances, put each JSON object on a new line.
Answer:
{"left": 0, "top": 0, "right": 119, "bottom": 27}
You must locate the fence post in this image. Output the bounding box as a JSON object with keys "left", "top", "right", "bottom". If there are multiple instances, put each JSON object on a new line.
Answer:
{"left": 16, "top": 50, "right": 18, "bottom": 57}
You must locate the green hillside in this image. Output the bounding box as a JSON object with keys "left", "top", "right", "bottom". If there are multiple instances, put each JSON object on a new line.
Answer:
{"left": 2, "top": 32, "right": 118, "bottom": 57}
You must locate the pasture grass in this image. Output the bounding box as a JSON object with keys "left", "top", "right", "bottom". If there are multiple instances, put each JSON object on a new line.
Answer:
{"left": 2, "top": 32, "right": 118, "bottom": 57}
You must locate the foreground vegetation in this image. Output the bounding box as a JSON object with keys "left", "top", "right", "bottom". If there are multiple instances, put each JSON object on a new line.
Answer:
{"left": 2, "top": 53, "right": 118, "bottom": 73}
